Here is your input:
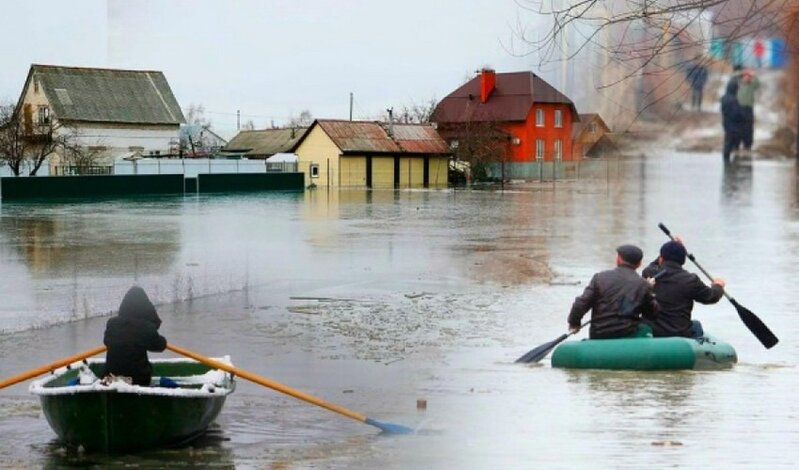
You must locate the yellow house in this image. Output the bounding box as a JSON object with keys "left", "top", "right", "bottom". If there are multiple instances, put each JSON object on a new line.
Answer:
{"left": 292, "top": 119, "right": 450, "bottom": 188}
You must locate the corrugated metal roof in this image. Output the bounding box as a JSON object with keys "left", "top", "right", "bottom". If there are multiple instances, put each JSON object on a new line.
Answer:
{"left": 224, "top": 128, "right": 306, "bottom": 156}
{"left": 431, "top": 71, "right": 577, "bottom": 124}
{"left": 29, "top": 64, "right": 185, "bottom": 125}
{"left": 391, "top": 124, "right": 451, "bottom": 154}
{"left": 318, "top": 120, "right": 400, "bottom": 153}
{"left": 293, "top": 120, "right": 450, "bottom": 155}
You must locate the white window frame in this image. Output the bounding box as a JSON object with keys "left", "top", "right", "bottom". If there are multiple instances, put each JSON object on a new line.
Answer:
{"left": 535, "top": 108, "right": 544, "bottom": 127}
{"left": 554, "top": 139, "right": 562, "bottom": 160}
{"left": 554, "top": 109, "right": 563, "bottom": 128}
{"left": 535, "top": 139, "right": 545, "bottom": 160}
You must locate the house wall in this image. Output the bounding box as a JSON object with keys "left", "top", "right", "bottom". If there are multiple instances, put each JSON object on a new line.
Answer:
{"left": 56, "top": 124, "right": 180, "bottom": 158}
{"left": 372, "top": 157, "right": 394, "bottom": 188}
{"left": 428, "top": 157, "right": 449, "bottom": 188}
{"left": 294, "top": 125, "right": 341, "bottom": 187}
{"left": 500, "top": 103, "right": 575, "bottom": 162}
{"left": 397, "top": 157, "right": 423, "bottom": 188}
{"left": 340, "top": 156, "right": 367, "bottom": 187}
{"left": 20, "top": 77, "right": 51, "bottom": 131}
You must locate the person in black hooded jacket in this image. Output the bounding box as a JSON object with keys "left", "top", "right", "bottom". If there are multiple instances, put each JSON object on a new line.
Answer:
{"left": 721, "top": 80, "right": 745, "bottom": 163}
{"left": 101, "top": 286, "right": 167, "bottom": 386}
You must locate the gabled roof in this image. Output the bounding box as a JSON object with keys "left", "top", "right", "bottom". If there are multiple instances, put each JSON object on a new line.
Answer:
{"left": 292, "top": 119, "right": 450, "bottom": 155}
{"left": 224, "top": 128, "right": 306, "bottom": 156}
{"left": 571, "top": 113, "right": 609, "bottom": 139}
{"left": 181, "top": 124, "right": 228, "bottom": 145}
{"left": 431, "top": 71, "right": 577, "bottom": 124}
{"left": 22, "top": 64, "right": 185, "bottom": 125}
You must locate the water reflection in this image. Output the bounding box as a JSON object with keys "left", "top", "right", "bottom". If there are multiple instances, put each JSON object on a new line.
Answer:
{"left": 0, "top": 203, "right": 180, "bottom": 277}
{"left": 38, "top": 427, "right": 235, "bottom": 469}
{"left": 567, "top": 370, "right": 699, "bottom": 430}
{"left": 721, "top": 160, "right": 753, "bottom": 204}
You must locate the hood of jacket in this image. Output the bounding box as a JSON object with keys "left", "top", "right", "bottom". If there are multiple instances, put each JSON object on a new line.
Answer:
{"left": 117, "top": 286, "right": 161, "bottom": 328}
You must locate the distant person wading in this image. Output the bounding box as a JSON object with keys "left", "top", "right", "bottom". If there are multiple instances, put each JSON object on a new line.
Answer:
{"left": 729, "top": 66, "right": 760, "bottom": 155}
{"left": 721, "top": 80, "right": 745, "bottom": 163}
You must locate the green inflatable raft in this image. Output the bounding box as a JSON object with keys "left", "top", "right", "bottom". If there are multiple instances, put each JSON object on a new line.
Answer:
{"left": 550, "top": 334, "right": 737, "bottom": 370}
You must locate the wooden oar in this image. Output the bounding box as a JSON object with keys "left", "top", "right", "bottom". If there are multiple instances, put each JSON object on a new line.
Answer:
{"left": 166, "top": 343, "right": 413, "bottom": 434}
{"left": 0, "top": 345, "right": 107, "bottom": 390}
{"left": 658, "top": 223, "right": 778, "bottom": 349}
{"left": 515, "top": 321, "right": 589, "bottom": 364}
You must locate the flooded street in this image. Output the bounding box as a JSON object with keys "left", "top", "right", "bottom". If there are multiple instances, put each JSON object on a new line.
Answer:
{"left": 1, "top": 152, "right": 798, "bottom": 468}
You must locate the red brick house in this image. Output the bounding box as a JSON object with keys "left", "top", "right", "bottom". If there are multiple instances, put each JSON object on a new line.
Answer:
{"left": 431, "top": 69, "right": 579, "bottom": 177}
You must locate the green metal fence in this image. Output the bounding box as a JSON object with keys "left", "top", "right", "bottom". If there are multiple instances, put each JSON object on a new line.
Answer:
{"left": 0, "top": 175, "right": 184, "bottom": 200}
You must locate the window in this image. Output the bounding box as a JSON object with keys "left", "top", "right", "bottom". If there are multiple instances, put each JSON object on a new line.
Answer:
{"left": 554, "top": 140, "right": 562, "bottom": 160}
{"left": 310, "top": 163, "right": 320, "bottom": 178}
{"left": 588, "top": 122, "right": 597, "bottom": 134}
{"left": 554, "top": 110, "right": 563, "bottom": 128}
{"left": 535, "top": 139, "right": 545, "bottom": 160}
{"left": 37, "top": 106, "right": 50, "bottom": 125}
{"left": 34, "top": 80, "right": 39, "bottom": 93}
{"left": 535, "top": 108, "right": 544, "bottom": 127}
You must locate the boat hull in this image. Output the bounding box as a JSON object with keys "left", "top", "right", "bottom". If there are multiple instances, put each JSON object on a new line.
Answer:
{"left": 31, "top": 358, "right": 234, "bottom": 452}
{"left": 550, "top": 335, "right": 737, "bottom": 371}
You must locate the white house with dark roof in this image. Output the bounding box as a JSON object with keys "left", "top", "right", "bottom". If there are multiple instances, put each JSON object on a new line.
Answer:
{"left": 15, "top": 64, "right": 185, "bottom": 167}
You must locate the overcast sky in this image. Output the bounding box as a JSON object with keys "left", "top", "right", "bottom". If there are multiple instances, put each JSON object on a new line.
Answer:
{"left": 2, "top": 1, "right": 562, "bottom": 137}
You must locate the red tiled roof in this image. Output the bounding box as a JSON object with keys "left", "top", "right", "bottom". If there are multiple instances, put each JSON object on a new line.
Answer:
{"left": 431, "top": 71, "right": 577, "bottom": 124}
{"left": 294, "top": 119, "right": 450, "bottom": 155}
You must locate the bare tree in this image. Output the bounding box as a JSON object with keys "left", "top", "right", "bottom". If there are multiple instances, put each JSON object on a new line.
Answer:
{"left": 511, "top": 0, "right": 789, "bottom": 125}
{"left": 287, "top": 110, "right": 313, "bottom": 128}
{"left": 438, "top": 120, "right": 512, "bottom": 181}
{"left": 0, "top": 101, "right": 62, "bottom": 176}
{"left": 60, "top": 128, "right": 105, "bottom": 173}
{"left": 184, "top": 103, "right": 213, "bottom": 128}
{"left": 241, "top": 119, "right": 256, "bottom": 131}
{"left": 389, "top": 98, "right": 439, "bottom": 124}
{"left": 514, "top": 0, "right": 786, "bottom": 78}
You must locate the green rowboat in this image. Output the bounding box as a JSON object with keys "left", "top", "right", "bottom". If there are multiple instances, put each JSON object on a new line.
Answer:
{"left": 30, "top": 357, "right": 235, "bottom": 452}
{"left": 551, "top": 334, "right": 737, "bottom": 371}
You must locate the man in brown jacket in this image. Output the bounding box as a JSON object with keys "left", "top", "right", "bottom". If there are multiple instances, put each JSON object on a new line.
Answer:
{"left": 568, "top": 245, "right": 658, "bottom": 339}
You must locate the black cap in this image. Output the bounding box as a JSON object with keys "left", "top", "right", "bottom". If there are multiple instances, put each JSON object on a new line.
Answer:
{"left": 660, "top": 241, "right": 687, "bottom": 265}
{"left": 616, "top": 244, "right": 643, "bottom": 265}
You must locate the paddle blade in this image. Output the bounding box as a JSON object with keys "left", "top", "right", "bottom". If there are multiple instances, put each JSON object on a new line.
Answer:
{"left": 365, "top": 417, "right": 414, "bottom": 434}
{"left": 730, "top": 299, "right": 779, "bottom": 349}
{"left": 515, "top": 334, "right": 569, "bottom": 364}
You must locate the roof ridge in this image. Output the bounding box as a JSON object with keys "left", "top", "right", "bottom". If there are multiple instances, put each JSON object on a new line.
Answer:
{"left": 31, "top": 64, "right": 166, "bottom": 74}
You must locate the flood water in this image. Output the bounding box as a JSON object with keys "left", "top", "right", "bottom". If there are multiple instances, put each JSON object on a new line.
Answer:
{"left": 1, "top": 152, "right": 798, "bottom": 469}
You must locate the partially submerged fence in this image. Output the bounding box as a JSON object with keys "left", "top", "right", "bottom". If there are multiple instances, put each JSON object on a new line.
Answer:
{"left": 485, "top": 158, "right": 624, "bottom": 182}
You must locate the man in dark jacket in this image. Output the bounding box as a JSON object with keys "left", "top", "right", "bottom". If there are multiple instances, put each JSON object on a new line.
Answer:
{"left": 102, "top": 286, "right": 167, "bottom": 386}
{"left": 642, "top": 241, "right": 725, "bottom": 338}
{"left": 721, "top": 80, "right": 744, "bottom": 163}
{"left": 568, "top": 245, "right": 658, "bottom": 339}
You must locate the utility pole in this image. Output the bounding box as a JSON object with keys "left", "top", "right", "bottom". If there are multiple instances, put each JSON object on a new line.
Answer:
{"left": 349, "top": 92, "right": 354, "bottom": 121}
{"left": 237, "top": 110, "right": 240, "bottom": 130}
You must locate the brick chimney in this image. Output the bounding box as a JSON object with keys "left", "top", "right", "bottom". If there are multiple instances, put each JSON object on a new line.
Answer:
{"left": 480, "top": 68, "right": 496, "bottom": 103}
